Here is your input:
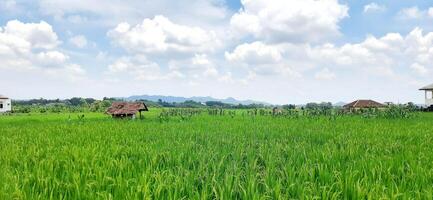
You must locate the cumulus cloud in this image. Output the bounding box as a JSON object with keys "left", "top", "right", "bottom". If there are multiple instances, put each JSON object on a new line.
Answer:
{"left": 36, "top": 51, "right": 69, "bottom": 66}
{"left": 108, "top": 15, "right": 221, "bottom": 55}
{"left": 69, "top": 35, "right": 87, "bottom": 48}
{"left": 308, "top": 28, "right": 433, "bottom": 77}
{"left": 230, "top": 0, "right": 349, "bottom": 43}
{"left": 310, "top": 28, "right": 433, "bottom": 75}
{"left": 225, "top": 42, "right": 282, "bottom": 65}
{"left": 363, "top": 3, "right": 386, "bottom": 13}
{"left": 0, "top": 20, "right": 85, "bottom": 80}
{"left": 2, "top": 20, "right": 60, "bottom": 49}
{"left": 225, "top": 42, "right": 300, "bottom": 77}
{"left": 106, "top": 15, "right": 224, "bottom": 82}
{"left": 191, "top": 54, "right": 219, "bottom": 77}
{"left": 226, "top": 28, "right": 433, "bottom": 80}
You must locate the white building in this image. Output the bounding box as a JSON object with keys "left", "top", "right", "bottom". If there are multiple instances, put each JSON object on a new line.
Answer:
{"left": 0, "top": 95, "right": 12, "bottom": 113}
{"left": 420, "top": 84, "right": 433, "bottom": 107}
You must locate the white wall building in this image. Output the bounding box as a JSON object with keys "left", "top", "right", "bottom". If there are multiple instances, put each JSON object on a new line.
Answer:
{"left": 0, "top": 95, "right": 12, "bottom": 113}
{"left": 420, "top": 84, "right": 433, "bottom": 107}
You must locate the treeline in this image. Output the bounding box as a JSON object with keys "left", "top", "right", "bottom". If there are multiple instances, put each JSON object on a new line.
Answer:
{"left": 11, "top": 97, "right": 270, "bottom": 113}
{"left": 152, "top": 99, "right": 268, "bottom": 109}
{"left": 10, "top": 97, "right": 423, "bottom": 114}
{"left": 12, "top": 97, "right": 118, "bottom": 113}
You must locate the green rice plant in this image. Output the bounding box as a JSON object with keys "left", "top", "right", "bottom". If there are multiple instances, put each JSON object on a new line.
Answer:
{"left": 1, "top": 111, "right": 433, "bottom": 199}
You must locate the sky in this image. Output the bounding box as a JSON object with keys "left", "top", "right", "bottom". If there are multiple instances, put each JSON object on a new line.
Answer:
{"left": 0, "top": 0, "right": 433, "bottom": 104}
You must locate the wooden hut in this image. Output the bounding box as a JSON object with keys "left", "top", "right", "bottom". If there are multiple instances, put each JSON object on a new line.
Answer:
{"left": 106, "top": 102, "right": 148, "bottom": 119}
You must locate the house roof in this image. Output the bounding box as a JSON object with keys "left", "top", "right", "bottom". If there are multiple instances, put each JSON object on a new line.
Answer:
{"left": 0, "top": 95, "right": 9, "bottom": 99}
{"left": 343, "top": 100, "right": 386, "bottom": 108}
{"left": 106, "top": 102, "right": 149, "bottom": 115}
{"left": 420, "top": 83, "right": 433, "bottom": 90}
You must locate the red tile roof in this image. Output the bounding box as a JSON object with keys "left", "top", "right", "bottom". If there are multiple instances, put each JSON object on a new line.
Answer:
{"left": 343, "top": 100, "right": 386, "bottom": 109}
{"left": 106, "top": 102, "right": 148, "bottom": 115}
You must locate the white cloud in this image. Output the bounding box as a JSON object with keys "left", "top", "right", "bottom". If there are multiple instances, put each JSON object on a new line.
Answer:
{"left": 429, "top": 7, "right": 433, "bottom": 18}
{"left": 0, "top": 20, "right": 85, "bottom": 81}
{"left": 398, "top": 7, "right": 424, "bottom": 19}
{"left": 226, "top": 27, "right": 433, "bottom": 81}
{"left": 108, "top": 15, "right": 221, "bottom": 55}
{"left": 363, "top": 3, "right": 386, "bottom": 13}
{"left": 225, "top": 42, "right": 282, "bottom": 65}
{"left": 308, "top": 28, "right": 433, "bottom": 77}
{"left": 2, "top": 20, "right": 60, "bottom": 49}
{"left": 36, "top": 51, "right": 69, "bottom": 66}
{"left": 315, "top": 68, "right": 336, "bottom": 80}
{"left": 225, "top": 42, "right": 300, "bottom": 77}
{"left": 69, "top": 35, "right": 87, "bottom": 48}
{"left": 230, "top": 0, "right": 349, "bottom": 43}
{"left": 191, "top": 54, "right": 219, "bottom": 77}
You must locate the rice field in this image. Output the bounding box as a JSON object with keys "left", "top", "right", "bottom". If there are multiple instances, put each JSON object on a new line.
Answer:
{"left": 1, "top": 110, "right": 433, "bottom": 199}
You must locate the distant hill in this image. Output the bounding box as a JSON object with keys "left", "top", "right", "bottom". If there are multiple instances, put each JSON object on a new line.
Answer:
{"left": 334, "top": 102, "right": 347, "bottom": 107}
{"left": 124, "top": 95, "right": 269, "bottom": 105}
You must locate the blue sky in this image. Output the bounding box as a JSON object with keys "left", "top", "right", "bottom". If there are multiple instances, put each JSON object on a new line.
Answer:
{"left": 0, "top": 0, "right": 432, "bottom": 104}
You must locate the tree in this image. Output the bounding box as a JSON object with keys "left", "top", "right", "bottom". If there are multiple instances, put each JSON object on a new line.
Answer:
{"left": 282, "top": 104, "right": 296, "bottom": 110}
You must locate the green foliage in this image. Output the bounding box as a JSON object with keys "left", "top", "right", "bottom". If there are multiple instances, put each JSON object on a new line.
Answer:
{"left": 305, "top": 102, "right": 333, "bottom": 110}
{"left": 1, "top": 111, "right": 433, "bottom": 199}
{"left": 382, "top": 105, "right": 417, "bottom": 119}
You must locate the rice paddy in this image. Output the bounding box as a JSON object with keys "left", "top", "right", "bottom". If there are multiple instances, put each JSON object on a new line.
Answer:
{"left": 1, "top": 110, "right": 433, "bottom": 199}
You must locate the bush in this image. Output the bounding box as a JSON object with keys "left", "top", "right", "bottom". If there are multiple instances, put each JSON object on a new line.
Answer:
{"left": 382, "top": 105, "right": 415, "bottom": 119}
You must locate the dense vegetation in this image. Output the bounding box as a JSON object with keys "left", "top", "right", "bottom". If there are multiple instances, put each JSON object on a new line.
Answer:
{"left": 11, "top": 97, "right": 271, "bottom": 114}
{"left": 1, "top": 109, "right": 433, "bottom": 199}
{"left": 11, "top": 97, "right": 422, "bottom": 114}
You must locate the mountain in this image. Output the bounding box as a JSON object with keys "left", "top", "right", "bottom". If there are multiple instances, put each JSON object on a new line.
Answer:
{"left": 334, "top": 102, "right": 347, "bottom": 107}
{"left": 124, "top": 95, "right": 269, "bottom": 105}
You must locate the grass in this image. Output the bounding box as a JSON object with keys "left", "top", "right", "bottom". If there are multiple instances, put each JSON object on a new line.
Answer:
{"left": 1, "top": 110, "right": 433, "bottom": 199}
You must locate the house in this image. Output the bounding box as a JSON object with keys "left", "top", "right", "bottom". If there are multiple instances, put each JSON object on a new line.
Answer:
{"left": 343, "top": 100, "right": 386, "bottom": 110}
{"left": 419, "top": 83, "right": 433, "bottom": 107}
{"left": 0, "top": 95, "right": 12, "bottom": 113}
{"left": 106, "top": 102, "right": 149, "bottom": 119}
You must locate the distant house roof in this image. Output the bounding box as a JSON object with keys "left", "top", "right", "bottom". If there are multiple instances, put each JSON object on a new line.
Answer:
{"left": 420, "top": 83, "right": 433, "bottom": 90}
{"left": 106, "top": 102, "right": 148, "bottom": 115}
{"left": 343, "top": 100, "right": 386, "bottom": 109}
{"left": 0, "top": 95, "right": 9, "bottom": 99}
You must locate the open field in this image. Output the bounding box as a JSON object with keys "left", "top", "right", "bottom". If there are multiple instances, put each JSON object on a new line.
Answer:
{"left": 1, "top": 110, "right": 433, "bottom": 199}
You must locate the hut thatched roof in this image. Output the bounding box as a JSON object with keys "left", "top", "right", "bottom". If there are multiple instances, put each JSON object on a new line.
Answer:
{"left": 106, "top": 102, "right": 148, "bottom": 115}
